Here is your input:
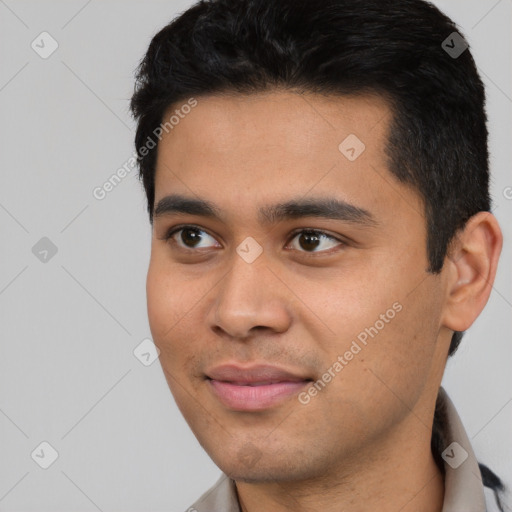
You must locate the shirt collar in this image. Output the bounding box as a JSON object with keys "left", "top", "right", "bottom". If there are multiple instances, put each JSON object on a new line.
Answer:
{"left": 437, "top": 386, "right": 486, "bottom": 511}
{"left": 190, "top": 386, "right": 486, "bottom": 512}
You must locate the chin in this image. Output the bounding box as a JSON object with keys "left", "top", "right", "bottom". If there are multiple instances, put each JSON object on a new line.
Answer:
{"left": 223, "top": 466, "right": 296, "bottom": 484}
{"left": 213, "top": 450, "right": 319, "bottom": 484}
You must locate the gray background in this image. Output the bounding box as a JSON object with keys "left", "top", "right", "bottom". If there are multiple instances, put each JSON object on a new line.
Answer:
{"left": 0, "top": 1, "right": 510, "bottom": 510}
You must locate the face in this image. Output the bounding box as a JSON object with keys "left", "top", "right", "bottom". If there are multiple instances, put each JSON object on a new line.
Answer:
{"left": 147, "top": 90, "right": 451, "bottom": 482}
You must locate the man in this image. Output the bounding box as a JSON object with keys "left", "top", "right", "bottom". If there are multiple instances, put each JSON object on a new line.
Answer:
{"left": 130, "top": 0, "right": 507, "bottom": 510}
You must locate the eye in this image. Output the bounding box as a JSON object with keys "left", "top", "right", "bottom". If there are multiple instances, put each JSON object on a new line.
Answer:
{"left": 287, "top": 229, "right": 344, "bottom": 254}
{"left": 161, "top": 225, "right": 221, "bottom": 250}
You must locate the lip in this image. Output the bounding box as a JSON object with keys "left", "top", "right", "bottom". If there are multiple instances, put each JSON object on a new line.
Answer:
{"left": 206, "top": 364, "right": 312, "bottom": 411}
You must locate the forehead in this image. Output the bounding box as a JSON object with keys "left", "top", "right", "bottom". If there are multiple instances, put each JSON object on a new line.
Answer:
{"left": 158, "top": 90, "right": 392, "bottom": 158}
{"left": 153, "top": 90, "right": 422, "bottom": 227}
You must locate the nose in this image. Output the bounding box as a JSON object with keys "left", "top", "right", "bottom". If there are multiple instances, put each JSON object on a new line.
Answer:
{"left": 207, "top": 250, "right": 292, "bottom": 340}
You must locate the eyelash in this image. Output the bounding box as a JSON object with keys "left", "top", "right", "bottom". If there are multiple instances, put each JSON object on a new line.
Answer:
{"left": 159, "top": 224, "right": 346, "bottom": 256}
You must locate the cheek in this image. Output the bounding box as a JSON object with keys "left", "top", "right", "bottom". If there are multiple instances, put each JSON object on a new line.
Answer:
{"left": 146, "top": 257, "right": 190, "bottom": 356}
{"left": 309, "top": 262, "right": 441, "bottom": 393}
{"left": 288, "top": 270, "right": 399, "bottom": 355}
{"left": 350, "top": 282, "right": 442, "bottom": 402}
{"left": 146, "top": 249, "right": 200, "bottom": 335}
{"left": 146, "top": 256, "right": 211, "bottom": 379}
{"left": 146, "top": 265, "right": 173, "bottom": 341}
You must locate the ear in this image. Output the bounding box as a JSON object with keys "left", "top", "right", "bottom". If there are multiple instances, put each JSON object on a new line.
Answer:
{"left": 441, "top": 211, "right": 502, "bottom": 332}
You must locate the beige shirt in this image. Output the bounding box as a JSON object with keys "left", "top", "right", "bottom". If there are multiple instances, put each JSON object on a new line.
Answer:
{"left": 188, "top": 387, "right": 499, "bottom": 512}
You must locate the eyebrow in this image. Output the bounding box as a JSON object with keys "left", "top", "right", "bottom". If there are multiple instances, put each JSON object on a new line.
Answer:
{"left": 153, "top": 194, "right": 377, "bottom": 226}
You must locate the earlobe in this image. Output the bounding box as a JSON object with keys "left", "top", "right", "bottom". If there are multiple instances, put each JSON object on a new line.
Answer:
{"left": 441, "top": 212, "right": 502, "bottom": 332}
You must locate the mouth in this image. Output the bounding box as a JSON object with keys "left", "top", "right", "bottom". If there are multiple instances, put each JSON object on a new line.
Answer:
{"left": 205, "top": 364, "right": 313, "bottom": 411}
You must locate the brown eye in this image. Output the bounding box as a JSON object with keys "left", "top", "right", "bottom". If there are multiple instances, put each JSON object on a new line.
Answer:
{"left": 180, "top": 228, "right": 203, "bottom": 247}
{"left": 289, "top": 230, "right": 342, "bottom": 253}
{"left": 163, "top": 226, "right": 220, "bottom": 250}
{"left": 298, "top": 231, "right": 321, "bottom": 251}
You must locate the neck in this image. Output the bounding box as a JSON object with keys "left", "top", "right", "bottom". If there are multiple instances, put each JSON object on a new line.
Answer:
{"left": 235, "top": 414, "right": 445, "bottom": 512}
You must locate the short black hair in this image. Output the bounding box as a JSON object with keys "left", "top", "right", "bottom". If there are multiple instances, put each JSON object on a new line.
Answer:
{"left": 130, "top": 0, "right": 490, "bottom": 358}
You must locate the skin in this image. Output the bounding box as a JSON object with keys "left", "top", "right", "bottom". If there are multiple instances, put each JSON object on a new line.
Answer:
{"left": 146, "top": 90, "right": 502, "bottom": 512}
